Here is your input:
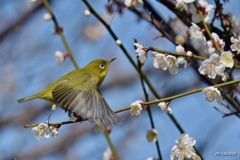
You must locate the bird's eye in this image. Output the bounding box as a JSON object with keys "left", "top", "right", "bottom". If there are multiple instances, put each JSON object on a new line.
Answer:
{"left": 99, "top": 63, "right": 105, "bottom": 69}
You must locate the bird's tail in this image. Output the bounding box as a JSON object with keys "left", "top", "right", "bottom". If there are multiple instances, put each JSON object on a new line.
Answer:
{"left": 18, "top": 95, "right": 37, "bottom": 103}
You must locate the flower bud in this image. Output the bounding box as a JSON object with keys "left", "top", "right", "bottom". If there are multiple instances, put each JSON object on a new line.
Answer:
{"left": 54, "top": 51, "right": 68, "bottom": 64}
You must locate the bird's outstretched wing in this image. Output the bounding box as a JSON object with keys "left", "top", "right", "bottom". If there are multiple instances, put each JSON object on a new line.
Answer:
{"left": 52, "top": 73, "right": 121, "bottom": 132}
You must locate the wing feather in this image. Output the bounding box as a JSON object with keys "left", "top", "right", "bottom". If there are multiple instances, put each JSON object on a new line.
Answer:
{"left": 67, "top": 91, "right": 81, "bottom": 113}
{"left": 52, "top": 73, "right": 121, "bottom": 132}
{"left": 63, "top": 90, "right": 78, "bottom": 110}
{"left": 53, "top": 86, "right": 71, "bottom": 109}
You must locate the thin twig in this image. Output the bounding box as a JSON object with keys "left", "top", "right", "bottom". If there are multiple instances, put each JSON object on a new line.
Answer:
{"left": 103, "top": 130, "right": 120, "bottom": 160}
{"left": 193, "top": 2, "right": 221, "bottom": 53}
{"left": 42, "top": 0, "right": 79, "bottom": 69}
{"left": 135, "top": 41, "right": 162, "bottom": 159}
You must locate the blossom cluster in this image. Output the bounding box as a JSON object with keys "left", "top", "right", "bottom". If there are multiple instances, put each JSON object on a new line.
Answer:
{"left": 192, "top": 23, "right": 236, "bottom": 81}
{"left": 135, "top": 23, "right": 238, "bottom": 81}
{"left": 135, "top": 43, "right": 190, "bottom": 75}
{"left": 134, "top": 0, "right": 239, "bottom": 82}
{"left": 152, "top": 50, "right": 188, "bottom": 75}
{"left": 135, "top": 28, "right": 238, "bottom": 82}
{"left": 32, "top": 123, "right": 59, "bottom": 139}
{"left": 131, "top": 0, "right": 240, "bottom": 157}
{"left": 189, "top": 0, "right": 214, "bottom": 23}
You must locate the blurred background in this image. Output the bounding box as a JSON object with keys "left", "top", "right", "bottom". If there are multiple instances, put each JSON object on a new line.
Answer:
{"left": 1, "top": 0, "right": 240, "bottom": 159}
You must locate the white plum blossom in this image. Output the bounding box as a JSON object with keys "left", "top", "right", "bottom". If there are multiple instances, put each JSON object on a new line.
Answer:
{"left": 198, "top": 53, "right": 225, "bottom": 79}
{"left": 207, "top": 33, "right": 225, "bottom": 54}
{"left": 134, "top": 42, "right": 148, "bottom": 65}
{"left": 175, "top": 44, "right": 192, "bottom": 57}
{"left": 50, "top": 126, "right": 59, "bottom": 138}
{"left": 103, "top": 147, "right": 113, "bottom": 160}
{"left": 152, "top": 52, "right": 168, "bottom": 70}
{"left": 125, "top": 0, "right": 143, "bottom": 7}
{"left": 202, "top": 86, "right": 223, "bottom": 104}
{"left": 158, "top": 102, "right": 172, "bottom": 114}
{"left": 166, "top": 55, "right": 178, "bottom": 75}
{"left": 171, "top": 133, "right": 198, "bottom": 160}
{"left": 220, "top": 71, "right": 229, "bottom": 82}
{"left": 176, "top": 57, "right": 188, "bottom": 69}
{"left": 175, "top": 45, "right": 189, "bottom": 69}
{"left": 220, "top": 51, "right": 234, "bottom": 68}
{"left": 176, "top": 45, "right": 185, "bottom": 54}
{"left": 32, "top": 123, "right": 59, "bottom": 139}
{"left": 230, "top": 36, "right": 240, "bottom": 54}
{"left": 146, "top": 129, "right": 158, "bottom": 142}
{"left": 189, "top": 23, "right": 206, "bottom": 44}
{"left": 32, "top": 123, "right": 50, "bottom": 139}
{"left": 152, "top": 51, "right": 187, "bottom": 74}
{"left": 198, "top": 0, "right": 215, "bottom": 22}
{"left": 130, "top": 100, "right": 143, "bottom": 116}
{"left": 207, "top": 41, "right": 215, "bottom": 54}
{"left": 54, "top": 51, "right": 68, "bottom": 64}
{"left": 166, "top": 55, "right": 179, "bottom": 75}
{"left": 189, "top": 0, "right": 214, "bottom": 23}
{"left": 175, "top": 0, "right": 195, "bottom": 11}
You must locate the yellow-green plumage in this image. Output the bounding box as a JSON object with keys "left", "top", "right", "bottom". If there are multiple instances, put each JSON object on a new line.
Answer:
{"left": 18, "top": 59, "right": 121, "bottom": 132}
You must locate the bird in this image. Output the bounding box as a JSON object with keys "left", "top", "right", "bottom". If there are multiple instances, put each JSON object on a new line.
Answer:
{"left": 18, "top": 58, "right": 121, "bottom": 132}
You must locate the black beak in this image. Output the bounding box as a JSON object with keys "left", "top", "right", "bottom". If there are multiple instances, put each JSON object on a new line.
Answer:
{"left": 109, "top": 58, "right": 116, "bottom": 63}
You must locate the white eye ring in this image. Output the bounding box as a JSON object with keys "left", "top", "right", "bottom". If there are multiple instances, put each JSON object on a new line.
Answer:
{"left": 99, "top": 63, "right": 105, "bottom": 69}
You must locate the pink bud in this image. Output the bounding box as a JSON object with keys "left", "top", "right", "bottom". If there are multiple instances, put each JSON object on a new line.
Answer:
{"left": 54, "top": 51, "right": 68, "bottom": 64}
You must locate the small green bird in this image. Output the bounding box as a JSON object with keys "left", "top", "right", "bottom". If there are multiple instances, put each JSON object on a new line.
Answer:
{"left": 18, "top": 58, "right": 121, "bottom": 132}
